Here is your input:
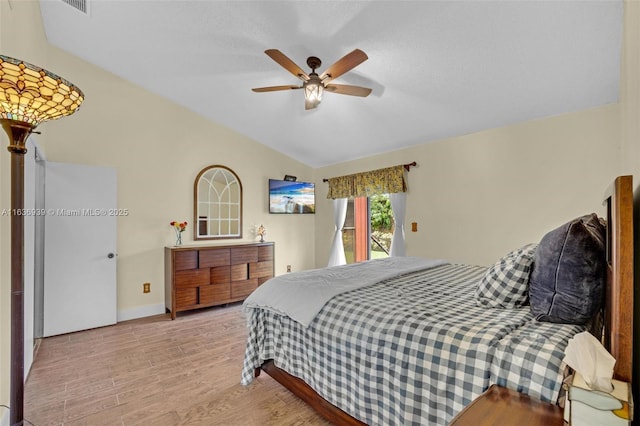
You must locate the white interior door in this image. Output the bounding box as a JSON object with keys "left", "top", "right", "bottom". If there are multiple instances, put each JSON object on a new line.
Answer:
{"left": 43, "top": 161, "right": 117, "bottom": 336}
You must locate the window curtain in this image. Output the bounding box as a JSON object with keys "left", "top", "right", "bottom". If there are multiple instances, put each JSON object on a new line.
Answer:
{"left": 327, "top": 165, "right": 406, "bottom": 199}
{"left": 327, "top": 198, "right": 348, "bottom": 267}
{"left": 389, "top": 192, "right": 407, "bottom": 257}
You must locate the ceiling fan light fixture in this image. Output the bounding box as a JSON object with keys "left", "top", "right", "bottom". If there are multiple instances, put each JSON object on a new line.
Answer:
{"left": 304, "top": 79, "right": 323, "bottom": 109}
{"left": 253, "top": 49, "right": 371, "bottom": 110}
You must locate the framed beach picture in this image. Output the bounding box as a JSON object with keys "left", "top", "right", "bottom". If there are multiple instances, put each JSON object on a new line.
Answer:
{"left": 268, "top": 179, "right": 315, "bottom": 214}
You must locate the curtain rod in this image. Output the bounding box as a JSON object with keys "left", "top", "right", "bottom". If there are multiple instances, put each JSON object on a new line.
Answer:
{"left": 322, "top": 162, "right": 417, "bottom": 182}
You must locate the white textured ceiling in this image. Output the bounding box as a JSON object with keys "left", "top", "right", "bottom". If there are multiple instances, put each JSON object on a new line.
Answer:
{"left": 39, "top": 0, "right": 623, "bottom": 167}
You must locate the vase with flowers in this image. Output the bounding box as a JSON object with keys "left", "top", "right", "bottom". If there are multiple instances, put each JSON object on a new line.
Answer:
{"left": 170, "top": 221, "right": 188, "bottom": 246}
{"left": 256, "top": 224, "right": 266, "bottom": 242}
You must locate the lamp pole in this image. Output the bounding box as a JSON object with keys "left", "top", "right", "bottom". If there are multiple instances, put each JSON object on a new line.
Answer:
{"left": 2, "top": 120, "right": 32, "bottom": 426}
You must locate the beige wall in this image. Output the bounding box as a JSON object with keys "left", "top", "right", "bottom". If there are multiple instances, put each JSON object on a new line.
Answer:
{"left": 621, "top": 0, "right": 640, "bottom": 176}
{"left": 314, "top": 105, "right": 621, "bottom": 267}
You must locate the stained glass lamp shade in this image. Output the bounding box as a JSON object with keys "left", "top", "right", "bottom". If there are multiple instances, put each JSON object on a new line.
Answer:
{"left": 0, "top": 54, "right": 84, "bottom": 128}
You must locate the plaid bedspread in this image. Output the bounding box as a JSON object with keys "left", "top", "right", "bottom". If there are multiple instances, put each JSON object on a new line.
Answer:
{"left": 241, "top": 264, "right": 584, "bottom": 425}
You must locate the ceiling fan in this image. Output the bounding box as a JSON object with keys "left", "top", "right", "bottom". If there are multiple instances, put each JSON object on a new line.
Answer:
{"left": 252, "top": 49, "right": 372, "bottom": 110}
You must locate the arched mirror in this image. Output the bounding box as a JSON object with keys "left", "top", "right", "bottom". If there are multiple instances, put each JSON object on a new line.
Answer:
{"left": 194, "top": 165, "right": 242, "bottom": 240}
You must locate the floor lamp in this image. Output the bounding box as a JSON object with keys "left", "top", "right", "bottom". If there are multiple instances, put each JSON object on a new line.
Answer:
{"left": 0, "top": 55, "right": 84, "bottom": 426}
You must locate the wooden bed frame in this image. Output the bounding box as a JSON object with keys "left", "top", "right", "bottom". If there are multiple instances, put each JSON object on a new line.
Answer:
{"left": 254, "top": 175, "right": 634, "bottom": 425}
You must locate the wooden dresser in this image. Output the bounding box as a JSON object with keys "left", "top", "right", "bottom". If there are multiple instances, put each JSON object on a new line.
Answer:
{"left": 165, "top": 241, "right": 274, "bottom": 319}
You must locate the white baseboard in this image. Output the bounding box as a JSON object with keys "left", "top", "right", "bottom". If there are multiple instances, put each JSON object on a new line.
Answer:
{"left": 117, "top": 303, "right": 165, "bottom": 322}
{"left": 1, "top": 409, "right": 8, "bottom": 426}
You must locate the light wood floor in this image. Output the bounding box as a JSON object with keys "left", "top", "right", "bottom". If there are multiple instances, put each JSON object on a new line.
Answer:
{"left": 24, "top": 303, "right": 332, "bottom": 426}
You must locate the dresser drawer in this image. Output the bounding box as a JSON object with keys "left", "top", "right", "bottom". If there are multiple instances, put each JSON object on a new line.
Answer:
{"left": 258, "top": 245, "right": 274, "bottom": 262}
{"left": 250, "top": 260, "right": 273, "bottom": 279}
{"left": 175, "top": 268, "right": 209, "bottom": 288}
{"left": 200, "top": 283, "right": 230, "bottom": 304}
{"left": 210, "top": 265, "right": 230, "bottom": 284}
{"left": 176, "top": 288, "right": 197, "bottom": 307}
{"left": 231, "top": 263, "right": 249, "bottom": 281}
{"left": 199, "top": 249, "right": 230, "bottom": 268}
{"left": 231, "top": 279, "right": 258, "bottom": 299}
{"left": 231, "top": 247, "right": 258, "bottom": 264}
{"left": 174, "top": 250, "right": 197, "bottom": 270}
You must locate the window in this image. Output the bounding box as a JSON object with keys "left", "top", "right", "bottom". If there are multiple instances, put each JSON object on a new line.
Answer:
{"left": 343, "top": 194, "right": 393, "bottom": 264}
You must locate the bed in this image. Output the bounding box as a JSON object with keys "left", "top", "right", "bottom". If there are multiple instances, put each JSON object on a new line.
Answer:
{"left": 241, "top": 175, "right": 633, "bottom": 425}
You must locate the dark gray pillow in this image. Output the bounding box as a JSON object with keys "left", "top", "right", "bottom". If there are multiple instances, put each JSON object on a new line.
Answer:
{"left": 529, "top": 213, "right": 606, "bottom": 324}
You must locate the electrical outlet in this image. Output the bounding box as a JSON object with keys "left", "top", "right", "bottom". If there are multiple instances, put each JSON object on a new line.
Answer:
{"left": 143, "top": 282, "right": 151, "bottom": 293}
{"left": 287, "top": 265, "right": 291, "bottom": 273}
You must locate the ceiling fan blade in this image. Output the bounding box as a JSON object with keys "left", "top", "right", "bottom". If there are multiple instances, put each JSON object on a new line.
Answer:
{"left": 319, "top": 49, "right": 368, "bottom": 84}
{"left": 252, "top": 85, "right": 302, "bottom": 92}
{"left": 324, "top": 84, "right": 372, "bottom": 97}
{"left": 264, "top": 49, "right": 309, "bottom": 81}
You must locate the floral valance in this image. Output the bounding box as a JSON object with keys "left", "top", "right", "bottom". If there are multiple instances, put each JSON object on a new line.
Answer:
{"left": 326, "top": 165, "right": 407, "bottom": 199}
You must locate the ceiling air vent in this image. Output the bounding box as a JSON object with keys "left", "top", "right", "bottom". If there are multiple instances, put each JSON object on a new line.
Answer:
{"left": 61, "top": 0, "right": 89, "bottom": 15}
